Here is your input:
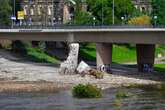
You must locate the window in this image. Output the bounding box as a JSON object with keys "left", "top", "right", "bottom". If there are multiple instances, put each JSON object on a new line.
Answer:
{"left": 30, "top": 8, "right": 34, "bottom": 15}
{"left": 24, "top": 5, "right": 28, "bottom": 15}
{"left": 38, "top": 5, "right": 42, "bottom": 15}
{"left": 48, "top": 6, "right": 52, "bottom": 15}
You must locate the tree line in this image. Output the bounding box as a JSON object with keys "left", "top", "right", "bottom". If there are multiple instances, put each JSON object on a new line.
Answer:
{"left": 0, "top": 0, "right": 165, "bottom": 25}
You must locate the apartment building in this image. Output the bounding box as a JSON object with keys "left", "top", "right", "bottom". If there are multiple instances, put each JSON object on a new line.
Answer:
{"left": 21, "top": 0, "right": 64, "bottom": 25}
{"left": 20, "top": 0, "right": 152, "bottom": 25}
{"left": 132, "top": 0, "right": 152, "bottom": 13}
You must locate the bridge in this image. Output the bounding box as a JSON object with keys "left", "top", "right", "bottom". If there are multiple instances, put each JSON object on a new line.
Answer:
{"left": 0, "top": 26, "right": 165, "bottom": 72}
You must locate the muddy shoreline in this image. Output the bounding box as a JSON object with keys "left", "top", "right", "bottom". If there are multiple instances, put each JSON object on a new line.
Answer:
{"left": 0, "top": 79, "right": 161, "bottom": 93}
{"left": 0, "top": 81, "right": 72, "bottom": 93}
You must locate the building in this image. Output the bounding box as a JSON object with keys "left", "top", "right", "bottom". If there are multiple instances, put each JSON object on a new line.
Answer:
{"left": 21, "top": 0, "right": 65, "bottom": 25}
{"left": 132, "top": 0, "right": 152, "bottom": 13}
{"left": 20, "top": 0, "right": 152, "bottom": 26}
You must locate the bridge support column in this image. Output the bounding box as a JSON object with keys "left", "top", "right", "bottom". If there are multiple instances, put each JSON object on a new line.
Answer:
{"left": 136, "top": 44, "right": 155, "bottom": 72}
{"left": 96, "top": 43, "right": 112, "bottom": 73}
{"left": 59, "top": 43, "right": 79, "bottom": 74}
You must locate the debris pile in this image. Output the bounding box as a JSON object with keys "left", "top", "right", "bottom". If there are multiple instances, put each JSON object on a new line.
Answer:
{"left": 77, "top": 61, "right": 104, "bottom": 79}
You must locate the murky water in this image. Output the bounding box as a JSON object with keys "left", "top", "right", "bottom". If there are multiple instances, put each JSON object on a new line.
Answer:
{"left": 0, "top": 87, "right": 165, "bottom": 110}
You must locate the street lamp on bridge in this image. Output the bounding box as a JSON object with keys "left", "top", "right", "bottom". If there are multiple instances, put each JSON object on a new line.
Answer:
{"left": 121, "top": 16, "right": 124, "bottom": 25}
{"left": 153, "top": 15, "right": 158, "bottom": 27}
{"left": 93, "top": 17, "right": 96, "bottom": 26}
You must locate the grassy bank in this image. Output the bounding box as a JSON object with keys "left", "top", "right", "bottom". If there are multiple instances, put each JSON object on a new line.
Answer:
{"left": 25, "top": 47, "right": 60, "bottom": 64}
{"left": 80, "top": 43, "right": 136, "bottom": 63}
{"left": 80, "top": 43, "right": 165, "bottom": 63}
{"left": 12, "top": 41, "right": 60, "bottom": 64}
{"left": 154, "top": 64, "right": 165, "bottom": 72}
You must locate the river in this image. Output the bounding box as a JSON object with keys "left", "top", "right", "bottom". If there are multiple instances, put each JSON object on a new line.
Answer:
{"left": 0, "top": 87, "right": 165, "bottom": 110}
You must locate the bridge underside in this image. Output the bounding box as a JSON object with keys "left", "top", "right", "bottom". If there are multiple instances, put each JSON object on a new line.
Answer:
{"left": 0, "top": 28, "right": 164, "bottom": 72}
{"left": 96, "top": 43, "right": 155, "bottom": 72}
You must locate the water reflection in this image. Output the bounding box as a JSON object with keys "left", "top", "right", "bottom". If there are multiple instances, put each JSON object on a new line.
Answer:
{"left": 114, "top": 98, "right": 122, "bottom": 110}
{"left": 0, "top": 87, "right": 165, "bottom": 110}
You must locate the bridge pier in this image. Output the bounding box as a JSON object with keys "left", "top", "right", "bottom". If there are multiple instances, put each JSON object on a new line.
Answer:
{"left": 136, "top": 44, "right": 155, "bottom": 72}
{"left": 96, "top": 43, "right": 112, "bottom": 73}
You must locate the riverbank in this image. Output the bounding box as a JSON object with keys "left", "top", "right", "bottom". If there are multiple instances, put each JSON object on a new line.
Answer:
{"left": 0, "top": 67, "right": 163, "bottom": 93}
{"left": 0, "top": 49, "right": 164, "bottom": 92}
{"left": 0, "top": 74, "right": 162, "bottom": 93}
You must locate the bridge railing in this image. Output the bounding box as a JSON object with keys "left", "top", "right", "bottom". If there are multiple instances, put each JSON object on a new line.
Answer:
{"left": 0, "top": 24, "right": 165, "bottom": 29}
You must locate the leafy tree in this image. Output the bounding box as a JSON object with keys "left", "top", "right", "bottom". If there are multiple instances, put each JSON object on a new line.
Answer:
{"left": 86, "top": 0, "right": 136, "bottom": 25}
{"left": 0, "top": 0, "right": 12, "bottom": 25}
{"left": 72, "top": 0, "right": 94, "bottom": 25}
{"left": 128, "top": 15, "right": 151, "bottom": 25}
{"left": 73, "top": 11, "right": 94, "bottom": 25}
{"left": 152, "top": 0, "right": 165, "bottom": 25}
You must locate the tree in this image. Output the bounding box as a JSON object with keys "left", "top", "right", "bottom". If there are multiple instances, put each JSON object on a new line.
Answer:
{"left": 152, "top": 0, "right": 165, "bottom": 25}
{"left": 128, "top": 15, "right": 151, "bottom": 25}
{"left": 0, "top": 0, "right": 12, "bottom": 25}
{"left": 86, "top": 0, "right": 136, "bottom": 25}
{"left": 72, "top": 0, "right": 94, "bottom": 25}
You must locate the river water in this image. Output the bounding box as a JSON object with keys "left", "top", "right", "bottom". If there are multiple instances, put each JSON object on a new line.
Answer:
{"left": 0, "top": 87, "right": 165, "bottom": 110}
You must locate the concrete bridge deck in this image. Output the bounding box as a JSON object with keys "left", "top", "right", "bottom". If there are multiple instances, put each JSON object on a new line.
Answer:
{"left": 0, "top": 28, "right": 165, "bottom": 44}
{"left": 0, "top": 27, "right": 165, "bottom": 72}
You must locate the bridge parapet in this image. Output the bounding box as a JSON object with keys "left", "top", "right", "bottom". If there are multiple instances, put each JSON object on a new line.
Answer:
{"left": 0, "top": 25, "right": 164, "bottom": 29}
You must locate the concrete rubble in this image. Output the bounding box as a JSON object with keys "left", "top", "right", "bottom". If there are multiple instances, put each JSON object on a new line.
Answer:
{"left": 59, "top": 43, "right": 79, "bottom": 74}
{"left": 76, "top": 61, "right": 91, "bottom": 74}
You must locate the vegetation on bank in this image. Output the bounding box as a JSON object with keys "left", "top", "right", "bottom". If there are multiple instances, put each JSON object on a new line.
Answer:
{"left": 72, "top": 84, "right": 102, "bottom": 98}
{"left": 12, "top": 41, "right": 60, "bottom": 64}
{"left": 80, "top": 43, "right": 136, "bottom": 63}
{"left": 25, "top": 47, "right": 60, "bottom": 64}
{"left": 115, "top": 91, "right": 132, "bottom": 98}
{"left": 154, "top": 64, "right": 165, "bottom": 72}
{"left": 80, "top": 43, "right": 165, "bottom": 63}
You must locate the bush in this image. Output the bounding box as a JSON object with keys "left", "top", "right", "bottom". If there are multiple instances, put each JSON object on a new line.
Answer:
{"left": 72, "top": 84, "right": 102, "bottom": 98}
{"left": 128, "top": 15, "right": 151, "bottom": 25}
{"left": 115, "top": 91, "right": 132, "bottom": 98}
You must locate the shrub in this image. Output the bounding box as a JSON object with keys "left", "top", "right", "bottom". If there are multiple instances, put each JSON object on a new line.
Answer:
{"left": 72, "top": 84, "right": 102, "bottom": 98}
{"left": 115, "top": 91, "right": 131, "bottom": 98}
{"left": 128, "top": 15, "right": 151, "bottom": 25}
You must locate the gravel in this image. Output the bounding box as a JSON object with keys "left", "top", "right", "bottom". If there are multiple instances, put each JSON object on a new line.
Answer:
{"left": 0, "top": 50, "right": 162, "bottom": 90}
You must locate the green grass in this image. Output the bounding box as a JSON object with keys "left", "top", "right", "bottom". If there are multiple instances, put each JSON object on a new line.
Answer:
{"left": 26, "top": 47, "right": 61, "bottom": 64}
{"left": 80, "top": 43, "right": 96, "bottom": 61}
{"left": 155, "top": 45, "right": 165, "bottom": 57}
{"left": 12, "top": 41, "right": 60, "bottom": 64}
{"left": 113, "top": 45, "right": 136, "bottom": 63}
{"left": 80, "top": 43, "right": 165, "bottom": 64}
{"left": 80, "top": 43, "right": 165, "bottom": 72}
{"left": 154, "top": 64, "right": 165, "bottom": 72}
{"left": 80, "top": 43, "right": 136, "bottom": 63}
